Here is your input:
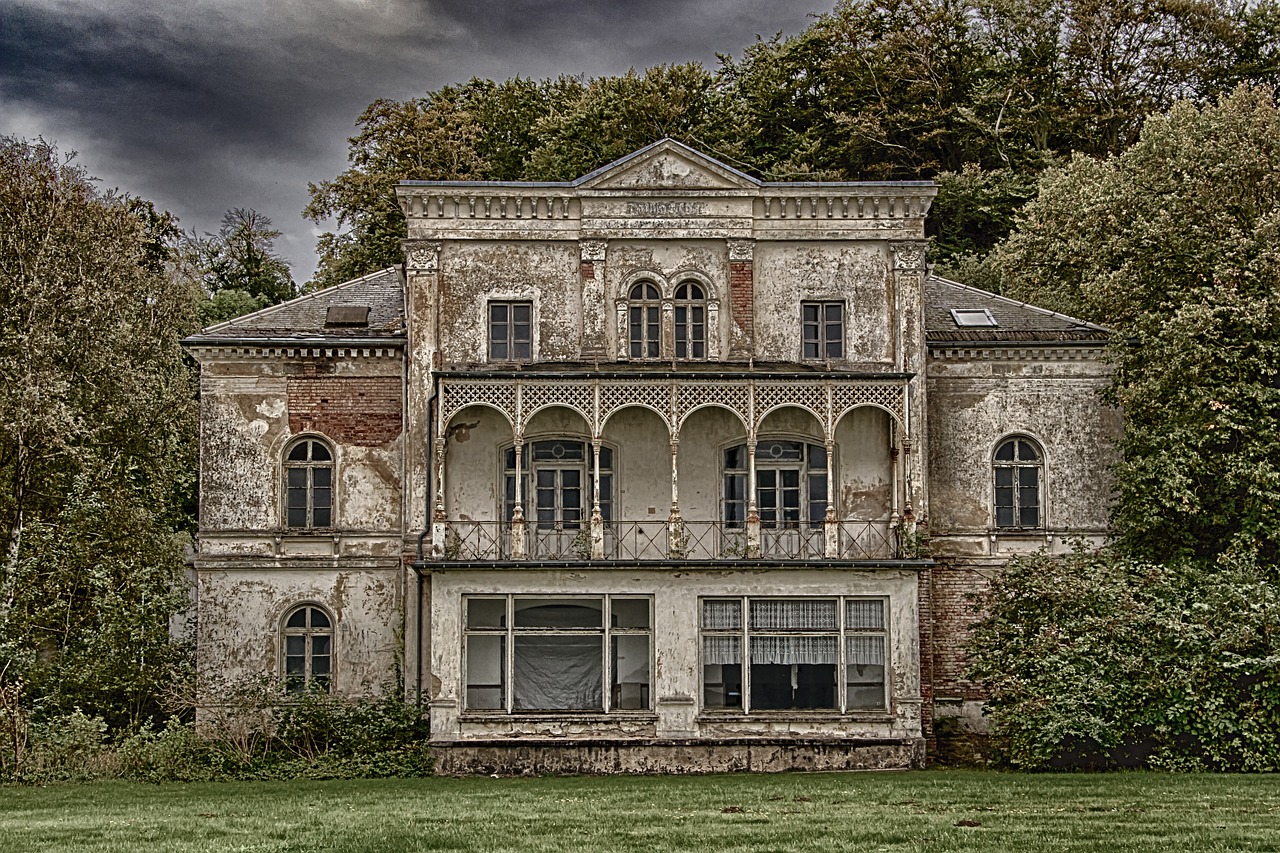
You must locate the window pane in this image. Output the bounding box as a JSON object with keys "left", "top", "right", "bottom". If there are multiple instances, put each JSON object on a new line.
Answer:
{"left": 611, "top": 598, "right": 649, "bottom": 629}
{"left": 287, "top": 506, "right": 307, "bottom": 527}
{"left": 824, "top": 303, "right": 842, "bottom": 322}
{"left": 311, "top": 636, "right": 331, "bottom": 658}
{"left": 513, "top": 339, "right": 531, "bottom": 360}
{"left": 995, "top": 502, "right": 1015, "bottom": 528}
{"left": 750, "top": 599, "right": 837, "bottom": 630}
{"left": 702, "top": 599, "right": 742, "bottom": 630}
{"left": 994, "top": 441, "right": 1015, "bottom": 462}
{"left": 286, "top": 635, "right": 306, "bottom": 655}
{"left": 724, "top": 446, "right": 746, "bottom": 470}
{"left": 312, "top": 507, "right": 331, "bottom": 527}
{"left": 846, "top": 599, "right": 884, "bottom": 630}
{"left": 490, "top": 340, "right": 508, "bottom": 360}
{"left": 312, "top": 487, "right": 331, "bottom": 510}
{"left": 466, "top": 635, "right": 505, "bottom": 710}
{"left": 1020, "top": 505, "right": 1039, "bottom": 528}
{"left": 309, "top": 608, "right": 331, "bottom": 628}
{"left": 846, "top": 635, "right": 886, "bottom": 710}
{"left": 312, "top": 467, "right": 331, "bottom": 487}
{"left": 703, "top": 635, "right": 742, "bottom": 709}
{"left": 490, "top": 303, "right": 508, "bottom": 323}
{"left": 467, "top": 598, "right": 506, "bottom": 629}
{"left": 286, "top": 609, "right": 307, "bottom": 628}
{"left": 751, "top": 660, "right": 837, "bottom": 710}
{"left": 311, "top": 654, "right": 330, "bottom": 678}
{"left": 287, "top": 444, "right": 309, "bottom": 461}
{"left": 1018, "top": 440, "right": 1039, "bottom": 461}
{"left": 514, "top": 598, "right": 603, "bottom": 628}
{"left": 995, "top": 468, "right": 1014, "bottom": 488}
{"left": 513, "top": 635, "right": 603, "bottom": 710}
{"left": 287, "top": 468, "right": 307, "bottom": 488}
{"left": 611, "top": 635, "right": 650, "bottom": 710}
{"left": 512, "top": 303, "right": 531, "bottom": 324}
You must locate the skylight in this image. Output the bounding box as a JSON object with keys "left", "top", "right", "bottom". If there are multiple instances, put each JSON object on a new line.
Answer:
{"left": 325, "top": 305, "right": 370, "bottom": 327}
{"left": 950, "top": 308, "right": 997, "bottom": 327}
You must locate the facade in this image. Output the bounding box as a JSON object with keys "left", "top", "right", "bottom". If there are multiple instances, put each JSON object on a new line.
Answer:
{"left": 184, "top": 140, "right": 1119, "bottom": 772}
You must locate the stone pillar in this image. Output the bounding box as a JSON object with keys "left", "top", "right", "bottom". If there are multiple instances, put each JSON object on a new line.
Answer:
{"left": 403, "top": 240, "right": 441, "bottom": 541}
{"left": 511, "top": 437, "right": 526, "bottom": 559}
{"left": 727, "top": 239, "right": 755, "bottom": 358}
{"left": 590, "top": 439, "right": 604, "bottom": 560}
{"left": 668, "top": 440, "right": 684, "bottom": 558}
{"left": 430, "top": 436, "right": 447, "bottom": 558}
{"left": 580, "top": 239, "right": 608, "bottom": 358}
{"left": 890, "top": 241, "right": 928, "bottom": 532}
{"left": 746, "top": 441, "right": 761, "bottom": 559}
{"left": 823, "top": 440, "right": 839, "bottom": 558}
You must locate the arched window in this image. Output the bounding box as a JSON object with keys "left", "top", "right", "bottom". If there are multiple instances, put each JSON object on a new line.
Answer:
{"left": 628, "top": 282, "right": 661, "bottom": 359}
{"left": 674, "top": 282, "right": 706, "bottom": 359}
{"left": 285, "top": 438, "right": 333, "bottom": 529}
{"left": 282, "top": 605, "right": 333, "bottom": 693}
{"left": 723, "top": 441, "right": 828, "bottom": 529}
{"left": 994, "top": 437, "right": 1042, "bottom": 529}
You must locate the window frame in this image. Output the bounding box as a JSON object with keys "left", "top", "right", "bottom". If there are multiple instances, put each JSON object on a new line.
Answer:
{"left": 462, "top": 594, "right": 654, "bottom": 715}
{"left": 503, "top": 439, "right": 614, "bottom": 528}
{"left": 627, "top": 281, "right": 662, "bottom": 360}
{"left": 283, "top": 437, "right": 334, "bottom": 531}
{"left": 281, "top": 604, "right": 334, "bottom": 694}
{"left": 993, "top": 435, "right": 1044, "bottom": 530}
{"left": 488, "top": 300, "right": 533, "bottom": 362}
{"left": 673, "top": 281, "right": 707, "bottom": 360}
{"left": 801, "top": 301, "right": 845, "bottom": 361}
{"left": 700, "top": 596, "right": 889, "bottom": 716}
{"left": 722, "top": 440, "right": 829, "bottom": 530}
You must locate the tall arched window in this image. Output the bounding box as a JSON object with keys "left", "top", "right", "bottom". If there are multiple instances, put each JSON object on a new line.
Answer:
{"left": 994, "top": 436, "right": 1042, "bottom": 529}
{"left": 628, "top": 282, "right": 661, "bottom": 359}
{"left": 285, "top": 438, "right": 333, "bottom": 529}
{"left": 674, "top": 282, "right": 706, "bottom": 359}
{"left": 282, "top": 604, "right": 333, "bottom": 693}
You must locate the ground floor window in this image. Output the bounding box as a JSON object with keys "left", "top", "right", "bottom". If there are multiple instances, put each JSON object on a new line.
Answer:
{"left": 701, "top": 597, "right": 887, "bottom": 713}
{"left": 464, "top": 595, "right": 651, "bottom": 713}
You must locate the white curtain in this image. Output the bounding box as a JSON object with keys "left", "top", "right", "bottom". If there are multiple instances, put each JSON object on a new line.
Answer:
{"left": 846, "top": 599, "right": 884, "bottom": 630}
{"left": 702, "top": 599, "right": 742, "bottom": 630}
{"left": 750, "top": 635, "right": 838, "bottom": 665}
{"left": 846, "top": 635, "right": 885, "bottom": 666}
{"left": 750, "top": 599, "right": 837, "bottom": 631}
{"left": 703, "top": 635, "right": 741, "bottom": 666}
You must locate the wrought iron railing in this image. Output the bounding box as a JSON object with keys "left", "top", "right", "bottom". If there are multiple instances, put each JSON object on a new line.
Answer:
{"left": 439, "top": 519, "right": 904, "bottom": 561}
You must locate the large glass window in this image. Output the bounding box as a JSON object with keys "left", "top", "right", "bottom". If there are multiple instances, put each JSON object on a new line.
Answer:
{"left": 802, "top": 301, "right": 844, "bottom": 360}
{"left": 993, "top": 436, "right": 1042, "bottom": 529}
{"left": 504, "top": 440, "right": 612, "bottom": 527}
{"left": 489, "top": 301, "right": 532, "bottom": 361}
{"left": 701, "top": 597, "right": 887, "bottom": 713}
{"left": 282, "top": 605, "right": 333, "bottom": 693}
{"left": 464, "top": 596, "right": 652, "bottom": 713}
{"left": 674, "top": 282, "right": 706, "bottom": 359}
{"left": 628, "top": 282, "right": 661, "bottom": 359}
{"left": 285, "top": 438, "right": 333, "bottom": 529}
{"left": 723, "top": 441, "right": 828, "bottom": 528}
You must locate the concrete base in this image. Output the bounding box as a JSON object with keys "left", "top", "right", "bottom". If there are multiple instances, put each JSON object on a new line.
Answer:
{"left": 431, "top": 737, "right": 925, "bottom": 775}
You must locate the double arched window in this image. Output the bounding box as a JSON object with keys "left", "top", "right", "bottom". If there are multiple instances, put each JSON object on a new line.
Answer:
{"left": 993, "top": 436, "right": 1042, "bottom": 529}
{"left": 627, "top": 282, "right": 661, "bottom": 359}
{"left": 282, "top": 604, "right": 333, "bottom": 693}
{"left": 285, "top": 438, "right": 333, "bottom": 529}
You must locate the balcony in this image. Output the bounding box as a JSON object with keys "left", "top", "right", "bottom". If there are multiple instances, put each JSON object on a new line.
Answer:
{"left": 434, "top": 519, "right": 906, "bottom": 562}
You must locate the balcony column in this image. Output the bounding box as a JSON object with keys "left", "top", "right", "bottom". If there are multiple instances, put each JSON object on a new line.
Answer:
{"left": 510, "top": 437, "right": 527, "bottom": 560}
{"left": 431, "top": 436, "right": 447, "bottom": 558}
{"left": 823, "top": 440, "right": 839, "bottom": 558}
{"left": 590, "top": 439, "right": 604, "bottom": 560}
{"left": 746, "top": 441, "right": 761, "bottom": 559}
{"left": 668, "top": 439, "right": 684, "bottom": 558}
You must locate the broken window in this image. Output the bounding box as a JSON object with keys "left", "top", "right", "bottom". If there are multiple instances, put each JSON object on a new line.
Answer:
{"left": 801, "top": 301, "right": 844, "bottom": 360}
{"left": 488, "top": 301, "right": 532, "bottom": 361}
{"left": 674, "top": 281, "right": 706, "bottom": 359}
{"left": 284, "top": 438, "right": 333, "bottom": 529}
{"left": 463, "top": 595, "right": 652, "bottom": 713}
{"left": 628, "top": 282, "right": 661, "bottom": 359}
{"left": 282, "top": 604, "right": 333, "bottom": 693}
{"left": 701, "top": 596, "right": 887, "bottom": 713}
{"left": 722, "top": 441, "right": 828, "bottom": 529}
{"left": 994, "top": 436, "right": 1042, "bottom": 529}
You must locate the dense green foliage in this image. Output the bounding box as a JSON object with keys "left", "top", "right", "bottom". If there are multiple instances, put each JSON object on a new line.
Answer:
{"left": 0, "top": 138, "right": 199, "bottom": 731}
{"left": 182, "top": 208, "right": 297, "bottom": 326}
{"left": 968, "top": 86, "right": 1280, "bottom": 769}
{"left": 306, "top": 0, "right": 1279, "bottom": 288}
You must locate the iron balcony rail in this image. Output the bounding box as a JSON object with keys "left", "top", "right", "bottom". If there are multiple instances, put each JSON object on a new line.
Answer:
{"left": 437, "top": 519, "right": 903, "bottom": 561}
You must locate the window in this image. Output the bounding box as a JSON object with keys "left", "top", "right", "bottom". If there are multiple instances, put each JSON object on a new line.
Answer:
{"left": 701, "top": 597, "right": 887, "bottom": 713}
{"left": 285, "top": 438, "right": 333, "bottom": 529}
{"left": 489, "top": 301, "right": 532, "bottom": 361}
{"left": 282, "top": 605, "right": 333, "bottom": 693}
{"left": 464, "top": 596, "right": 652, "bottom": 712}
{"left": 994, "top": 437, "right": 1042, "bottom": 529}
{"left": 674, "top": 282, "right": 706, "bottom": 359}
{"left": 802, "top": 301, "right": 843, "bottom": 360}
{"left": 628, "top": 282, "right": 661, "bottom": 359}
{"left": 723, "top": 441, "right": 828, "bottom": 529}
{"left": 504, "top": 440, "right": 612, "bottom": 527}
{"left": 950, "top": 307, "right": 997, "bottom": 327}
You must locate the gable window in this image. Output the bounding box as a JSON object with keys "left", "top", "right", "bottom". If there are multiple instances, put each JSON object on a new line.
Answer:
{"left": 802, "top": 301, "right": 844, "bottom": 360}
{"left": 994, "top": 436, "right": 1042, "bottom": 529}
{"left": 701, "top": 597, "right": 887, "bottom": 713}
{"left": 628, "top": 282, "right": 661, "bottom": 359}
{"left": 464, "top": 595, "right": 652, "bottom": 713}
{"left": 285, "top": 438, "right": 333, "bottom": 529}
{"left": 674, "top": 282, "right": 706, "bottom": 359}
{"left": 723, "top": 441, "right": 828, "bottom": 529}
{"left": 282, "top": 605, "right": 333, "bottom": 693}
{"left": 489, "top": 301, "right": 532, "bottom": 361}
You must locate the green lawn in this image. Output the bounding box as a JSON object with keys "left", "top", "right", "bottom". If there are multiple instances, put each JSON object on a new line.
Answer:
{"left": 1, "top": 770, "right": 1278, "bottom": 852}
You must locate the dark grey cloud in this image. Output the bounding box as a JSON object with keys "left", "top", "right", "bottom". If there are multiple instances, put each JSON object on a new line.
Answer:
{"left": 1, "top": 0, "right": 819, "bottom": 281}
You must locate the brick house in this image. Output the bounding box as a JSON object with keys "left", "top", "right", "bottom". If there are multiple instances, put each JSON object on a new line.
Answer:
{"left": 184, "top": 140, "right": 1119, "bottom": 772}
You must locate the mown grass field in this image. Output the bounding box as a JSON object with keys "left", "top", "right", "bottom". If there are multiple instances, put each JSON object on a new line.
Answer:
{"left": 2, "top": 770, "right": 1278, "bottom": 852}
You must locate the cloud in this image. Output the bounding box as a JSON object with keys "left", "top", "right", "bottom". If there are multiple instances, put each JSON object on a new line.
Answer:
{"left": 1, "top": 0, "right": 819, "bottom": 281}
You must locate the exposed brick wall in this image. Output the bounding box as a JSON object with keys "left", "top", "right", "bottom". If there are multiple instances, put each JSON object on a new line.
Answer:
{"left": 917, "top": 566, "right": 935, "bottom": 755}
{"left": 287, "top": 376, "right": 402, "bottom": 447}
{"left": 580, "top": 260, "right": 594, "bottom": 279}
{"left": 929, "top": 560, "right": 997, "bottom": 701}
{"left": 729, "top": 260, "right": 753, "bottom": 340}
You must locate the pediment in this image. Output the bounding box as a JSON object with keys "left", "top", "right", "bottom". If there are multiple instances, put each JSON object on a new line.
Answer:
{"left": 574, "top": 139, "right": 760, "bottom": 191}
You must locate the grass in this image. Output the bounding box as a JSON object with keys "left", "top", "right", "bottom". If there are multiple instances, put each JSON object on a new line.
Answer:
{"left": 1, "top": 770, "right": 1279, "bottom": 852}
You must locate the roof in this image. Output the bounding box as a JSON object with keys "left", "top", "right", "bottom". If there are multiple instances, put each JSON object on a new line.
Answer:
{"left": 184, "top": 267, "right": 406, "bottom": 345}
{"left": 924, "top": 276, "right": 1107, "bottom": 343}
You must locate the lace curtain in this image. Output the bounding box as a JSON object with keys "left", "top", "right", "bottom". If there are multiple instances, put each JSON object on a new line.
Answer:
{"left": 704, "top": 635, "right": 741, "bottom": 665}
{"left": 750, "top": 599, "right": 837, "bottom": 630}
{"left": 846, "top": 635, "right": 885, "bottom": 666}
{"left": 750, "top": 635, "right": 838, "bottom": 665}
{"left": 846, "top": 599, "right": 884, "bottom": 630}
{"left": 702, "top": 599, "right": 742, "bottom": 630}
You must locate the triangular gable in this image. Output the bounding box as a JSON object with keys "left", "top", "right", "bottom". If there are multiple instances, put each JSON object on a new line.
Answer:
{"left": 574, "top": 139, "right": 760, "bottom": 191}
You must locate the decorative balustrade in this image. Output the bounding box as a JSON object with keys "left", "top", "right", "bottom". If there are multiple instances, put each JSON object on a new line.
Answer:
{"left": 437, "top": 519, "right": 904, "bottom": 561}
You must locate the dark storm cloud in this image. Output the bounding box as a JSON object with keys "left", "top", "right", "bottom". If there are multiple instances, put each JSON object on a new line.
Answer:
{"left": 0, "top": 0, "right": 819, "bottom": 280}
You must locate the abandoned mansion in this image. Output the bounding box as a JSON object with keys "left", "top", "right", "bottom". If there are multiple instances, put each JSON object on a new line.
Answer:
{"left": 184, "top": 141, "right": 1119, "bottom": 772}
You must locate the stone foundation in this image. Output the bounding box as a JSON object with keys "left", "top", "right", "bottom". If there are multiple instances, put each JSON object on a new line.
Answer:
{"left": 431, "top": 737, "right": 925, "bottom": 775}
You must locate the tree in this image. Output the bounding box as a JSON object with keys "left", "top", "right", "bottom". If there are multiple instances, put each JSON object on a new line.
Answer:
{"left": 0, "top": 137, "right": 198, "bottom": 728}
{"left": 185, "top": 208, "right": 295, "bottom": 324}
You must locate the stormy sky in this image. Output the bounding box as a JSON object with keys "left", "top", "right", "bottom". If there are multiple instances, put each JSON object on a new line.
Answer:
{"left": 1, "top": 0, "right": 821, "bottom": 282}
